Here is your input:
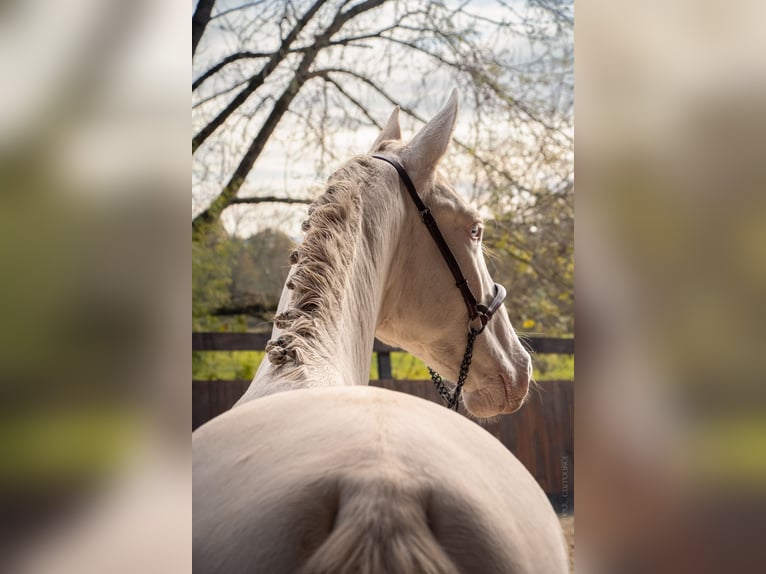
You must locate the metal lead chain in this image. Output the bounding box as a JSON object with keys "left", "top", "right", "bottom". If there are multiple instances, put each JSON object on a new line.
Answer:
{"left": 428, "top": 329, "right": 478, "bottom": 411}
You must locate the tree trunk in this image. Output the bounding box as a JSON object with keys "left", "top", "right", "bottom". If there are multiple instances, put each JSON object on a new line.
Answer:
{"left": 192, "top": 0, "right": 216, "bottom": 57}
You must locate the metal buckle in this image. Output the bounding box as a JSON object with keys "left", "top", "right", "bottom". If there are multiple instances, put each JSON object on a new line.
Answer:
{"left": 468, "top": 284, "right": 506, "bottom": 334}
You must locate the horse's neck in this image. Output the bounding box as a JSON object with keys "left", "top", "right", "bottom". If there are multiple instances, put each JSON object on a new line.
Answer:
{"left": 274, "top": 260, "right": 382, "bottom": 383}
{"left": 238, "top": 167, "right": 403, "bottom": 403}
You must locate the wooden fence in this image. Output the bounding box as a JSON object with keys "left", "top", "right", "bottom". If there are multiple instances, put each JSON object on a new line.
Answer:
{"left": 192, "top": 332, "right": 573, "bottom": 379}
{"left": 193, "top": 333, "right": 573, "bottom": 507}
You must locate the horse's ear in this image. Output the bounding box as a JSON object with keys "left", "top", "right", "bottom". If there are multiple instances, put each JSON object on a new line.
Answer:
{"left": 402, "top": 89, "right": 458, "bottom": 183}
{"left": 369, "top": 106, "right": 401, "bottom": 151}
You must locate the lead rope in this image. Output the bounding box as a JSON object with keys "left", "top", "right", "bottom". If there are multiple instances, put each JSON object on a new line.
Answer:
{"left": 428, "top": 329, "right": 478, "bottom": 411}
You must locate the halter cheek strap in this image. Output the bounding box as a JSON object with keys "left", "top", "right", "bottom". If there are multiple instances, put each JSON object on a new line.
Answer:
{"left": 371, "top": 154, "right": 506, "bottom": 333}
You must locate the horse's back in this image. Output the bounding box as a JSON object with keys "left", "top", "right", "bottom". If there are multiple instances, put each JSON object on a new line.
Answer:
{"left": 193, "top": 386, "right": 568, "bottom": 574}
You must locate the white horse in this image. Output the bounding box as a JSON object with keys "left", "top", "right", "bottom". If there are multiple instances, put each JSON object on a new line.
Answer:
{"left": 194, "top": 90, "right": 568, "bottom": 573}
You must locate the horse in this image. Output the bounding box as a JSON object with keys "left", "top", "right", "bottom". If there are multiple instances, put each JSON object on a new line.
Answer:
{"left": 193, "top": 90, "right": 569, "bottom": 573}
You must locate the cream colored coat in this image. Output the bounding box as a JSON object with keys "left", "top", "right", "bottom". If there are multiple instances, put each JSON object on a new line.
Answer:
{"left": 194, "top": 91, "right": 568, "bottom": 573}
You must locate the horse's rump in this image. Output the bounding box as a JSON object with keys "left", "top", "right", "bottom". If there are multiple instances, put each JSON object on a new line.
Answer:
{"left": 194, "top": 387, "right": 566, "bottom": 574}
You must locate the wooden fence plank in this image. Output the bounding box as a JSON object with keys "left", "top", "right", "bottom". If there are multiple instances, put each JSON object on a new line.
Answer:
{"left": 377, "top": 352, "right": 392, "bottom": 379}
{"left": 192, "top": 332, "right": 270, "bottom": 351}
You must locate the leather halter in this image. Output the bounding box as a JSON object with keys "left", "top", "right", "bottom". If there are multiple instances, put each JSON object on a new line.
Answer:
{"left": 371, "top": 154, "right": 506, "bottom": 334}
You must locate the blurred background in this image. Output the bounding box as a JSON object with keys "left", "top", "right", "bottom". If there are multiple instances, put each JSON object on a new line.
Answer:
{"left": 0, "top": 0, "right": 763, "bottom": 572}
{"left": 577, "top": 0, "right": 766, "bottom": 571}
{"left": 0, "top": 0, "right": 189, "bottom": 572}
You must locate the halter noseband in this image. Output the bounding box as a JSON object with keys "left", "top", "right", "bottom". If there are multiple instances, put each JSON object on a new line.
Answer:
{"left": 372, "top": 154, "right": 507, "bottom": 410}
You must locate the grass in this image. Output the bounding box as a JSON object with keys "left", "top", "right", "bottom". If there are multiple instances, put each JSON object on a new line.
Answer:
{"left": 531, "top": 353, "right": 575, "bottom": 381}
{"left": 192, "top": 350, "right": 264, "bottom": 381}
{"left": 193, "top": 350, "right": 574, "bottom": 381}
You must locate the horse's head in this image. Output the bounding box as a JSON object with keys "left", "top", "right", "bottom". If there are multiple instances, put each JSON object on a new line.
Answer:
{"left": 373, "top": 90, "right": 532, "bottom": 418}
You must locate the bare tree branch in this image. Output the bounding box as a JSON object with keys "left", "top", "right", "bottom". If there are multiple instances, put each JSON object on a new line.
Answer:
{"left": 192, "top": 27, "right": 396, "bottom": 92}
{"left": 528, "top": 0, "right": 574, "bottom": 28}
{"left": 193, "top": 77, "right": 252, "bottom": 109}
{"left": 313, "top": 67, "right": 535, "bottom": 194}
{"left": 193, "top": 51, "right": 273, "bottom": 91}
{"left": 312, "top": 72, "right": 381, "bottom": 128}
{"left": 211, "top": 0, "right": 268, "bottom": 21}
{"left": 375, "top": 34, "right": 572, "bottom": 144}
{"left": 231, "top": 195, "right": 313, "bottom": 205}
{"left": 193, "top": 0, "right": 572, "bottom": 238}
{"left": 193, "top": 0, "right": 331, "bottom": 152}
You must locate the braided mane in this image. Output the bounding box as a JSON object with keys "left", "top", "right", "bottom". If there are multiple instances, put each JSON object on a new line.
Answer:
{"left": 265, "top": 157, "right": 378, "bottom": 370}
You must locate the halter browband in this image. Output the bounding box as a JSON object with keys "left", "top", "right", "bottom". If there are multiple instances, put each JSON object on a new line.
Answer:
{"left": 372, "top": 154, "right": 506, "bottom": 334}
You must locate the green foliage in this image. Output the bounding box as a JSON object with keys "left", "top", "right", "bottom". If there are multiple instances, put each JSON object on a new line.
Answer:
{"left": 192, "top": 227, "right": 295, "bottom": 334}
{"left": 192, "top": 222, "right": 237, "bottom": 320}
{"left": 192, "top": 227, "right": 295, "bottom": 377}
{"left": 192, "top": 351, "right": 263, "bottom": 381}
{"left": 532, "top": 354, "right": 575, "bottom": 381}
{"left": 231, "top": 229, "right": 294, "bottom": 312}
{"left": 486, "top": 188, "right": 574, "bottom": 336}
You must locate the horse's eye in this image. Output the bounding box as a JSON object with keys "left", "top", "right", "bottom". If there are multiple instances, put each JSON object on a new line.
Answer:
{"left": 470, "top": 223, "right": 482, "bottom": 241}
